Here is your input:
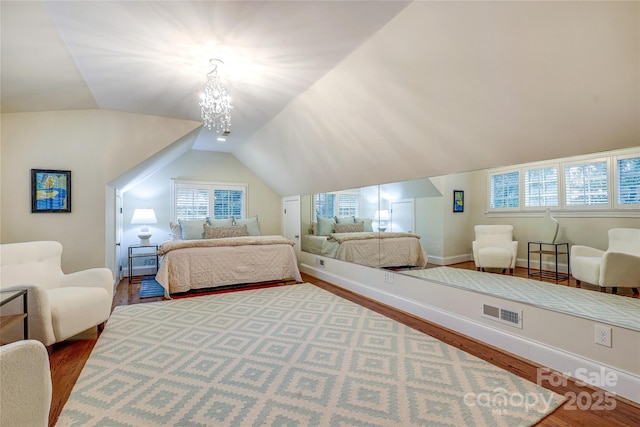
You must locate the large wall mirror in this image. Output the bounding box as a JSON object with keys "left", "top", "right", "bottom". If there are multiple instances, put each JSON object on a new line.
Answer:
{"left": 301, "top": 177, "right": 443, "bottom": 270}
{"left": 300, "top": 147, "right": 639, "bottom": 289}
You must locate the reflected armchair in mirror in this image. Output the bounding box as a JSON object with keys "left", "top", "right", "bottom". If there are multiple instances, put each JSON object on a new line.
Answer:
{"left": 472, "top": 225, "right": 518, "bottom": 275}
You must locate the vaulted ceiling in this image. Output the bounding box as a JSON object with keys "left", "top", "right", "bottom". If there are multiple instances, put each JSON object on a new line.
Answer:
{"left": 1, "top": 1, "right": 410, "bottom": 152}
{"left": 2, "top": 1, "right": 638, "bottom": 197}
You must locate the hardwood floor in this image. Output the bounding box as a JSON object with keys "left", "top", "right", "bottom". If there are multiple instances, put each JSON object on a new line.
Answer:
{"left": 47, "top": 270, "right": 639, "bottom": 426}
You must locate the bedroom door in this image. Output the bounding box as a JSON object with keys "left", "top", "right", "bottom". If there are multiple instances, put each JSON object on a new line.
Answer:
{"left": 283, "top": 196, "right": 301, "bottom": 259}
{"left": 390, "top": 199, "right": 415, "bottom": 232}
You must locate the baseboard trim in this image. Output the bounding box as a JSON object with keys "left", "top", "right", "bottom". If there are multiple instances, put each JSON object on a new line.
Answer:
{"left": 300, "top": 263, "right": 640, "bottom": 404}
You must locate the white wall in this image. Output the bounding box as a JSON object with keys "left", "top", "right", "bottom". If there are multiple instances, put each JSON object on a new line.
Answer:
{"left": 122, "top": 150, "right": 282, "bottom": 274}
{"left": 0, "top": 110, "right": 200, "bottom": 273}
{"left": 235, "top": 1, "right": 639, "bottom": 197}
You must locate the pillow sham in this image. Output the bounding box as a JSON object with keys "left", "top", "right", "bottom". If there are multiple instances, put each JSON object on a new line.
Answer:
{"left": 179, "top": 219, "right": 207, "bottom": 240}
{"left": 317, "top": 216, "right": 336, "bottom": 236}
{"left": 169, "top": 222, "right": 182, "bottom": 240}
{"left": 207, "top": 217, "right": 234, "bottom": 227}
{"left": 354, "top": 217, "right": 374, "bottom": 232}
{"left": 335, "top": 216, "right": 356, "bottom": 224}
{"left": 334, "top": 222, "right": 364, "bottom": 233}
{"left": 233, "top": 215, "right": 261, "bottom": 236}
{"left": 204, "top": 224, "right": 248, "bottom": 239}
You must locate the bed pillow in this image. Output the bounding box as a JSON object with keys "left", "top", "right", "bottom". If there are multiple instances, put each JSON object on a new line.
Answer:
{"left": 335, "top": 216, "right": 356, "bottom": 224}
{"left": 233, "top": 216, "right": 262, "bottom": 236}
{"left": 207, "top": 217, "right": 234, "bottom": 227}
{"left": 169, "top": 222, "right": 183, "bottom": 240}
{"left": 204, "top": 224, "right": 248, "bottom": 239}
{"left": 355, "top": 217, "right": 374, "bottom": 232}
{"left": 317, "top": 216, "right": 336, "bottom": 236}
{"left": 334, "top": 222, "right": 364, "bottom": 233}
{"left": 178, "top": 219, "right": 207, "bottom": 240}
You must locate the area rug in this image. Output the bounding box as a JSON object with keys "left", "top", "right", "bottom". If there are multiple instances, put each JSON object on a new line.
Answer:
{"left": 56, "top": 283, "right": 564, "bottom": 426}
{"left": 139, "top": 276, "right": 165, "bottom": 298}
{"left": 403, "top": 267, "right": 640, "bottom": 331}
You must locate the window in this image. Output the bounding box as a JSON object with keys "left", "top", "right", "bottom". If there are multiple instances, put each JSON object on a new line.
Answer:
{"left": 172, "top": 180, "right": 247, "bottom": 221}
{"left": 564, "top": 159, "right": 609, "bottom": 208}
{"left": 616, "top": 155, "right": 640, "bottom": 207}
{"left": 489, "top": 171, "right": 519, "bottom": 209}
{"left": 524, "top": 166, "right": 559, "bottom": 208}
{"left": 314, "top": 190, "right": 360, "bottom": 218}
{"left": 486, "top": 148, "right": 638, "bottom": 215}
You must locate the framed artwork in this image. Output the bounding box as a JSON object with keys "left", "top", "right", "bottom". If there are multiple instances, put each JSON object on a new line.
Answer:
{"left": 31, "top": 169, "right": 71, "bottom": 213}
{"left": 453, "top": 190, "right": 464, "bottom": 213}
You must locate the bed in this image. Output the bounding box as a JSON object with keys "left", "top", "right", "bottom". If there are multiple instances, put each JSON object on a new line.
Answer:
{"left": 156, "top": 235, "right": 302, "bottom": 297}
{"left": 302, "top": 231, "right": 428, "bottom": 268}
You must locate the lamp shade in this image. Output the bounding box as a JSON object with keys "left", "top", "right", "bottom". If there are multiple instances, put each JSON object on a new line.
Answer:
{"left": 374, "top": 210, "right": 390, "bottom": 221}
{"left": 131, "top": 208, "right": 157, "bottom": 225}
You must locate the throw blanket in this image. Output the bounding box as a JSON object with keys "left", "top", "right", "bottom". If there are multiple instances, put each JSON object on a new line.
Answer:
{"left": 158, "top": 235, "right": 295, "bottom": 256}
{"left": 328, "top": 231, "right": 421, "bottom": 243}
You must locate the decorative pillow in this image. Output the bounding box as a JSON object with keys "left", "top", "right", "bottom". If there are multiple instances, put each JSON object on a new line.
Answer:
{"left": 317, "top": 216, "right": 336, "bottom": 236}
{"left": 354, "top": 217, "right": 374, "bottom": 232}
{"left": 335, "top": 216, "right": 356, "bottom": 224}
{"left": 169, "top": 222, "right": 182, "bottom": 240}
{"left": 179, "top": 219, "right": 207, "bottom": 240}
{"left": 204, "top": 224, "right": 248, "bottom": 239}
{"left": 206, "top": 217, "right": 234, "bottom": 227}
{"left": 312, "top": 222, "right": 318, "bottom": 236}
{"left": 334, "top": 222, "right": 364, "bottom": 233}
{"left": 233, "top": 216, "right": 261, "bottom": 236}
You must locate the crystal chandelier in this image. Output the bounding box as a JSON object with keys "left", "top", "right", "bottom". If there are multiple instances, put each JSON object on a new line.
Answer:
{"left": 199, "top": 59, "right": 231, "bottom": 135}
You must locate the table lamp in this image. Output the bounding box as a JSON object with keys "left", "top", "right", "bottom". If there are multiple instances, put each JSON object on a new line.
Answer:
{"left": 131, "top": 208, "right": 157, "bottom": 245}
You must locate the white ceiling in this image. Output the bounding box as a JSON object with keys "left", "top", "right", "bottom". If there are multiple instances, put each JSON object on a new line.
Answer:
{"left": 1, "top": 0, "right": 410, "bottom": 152}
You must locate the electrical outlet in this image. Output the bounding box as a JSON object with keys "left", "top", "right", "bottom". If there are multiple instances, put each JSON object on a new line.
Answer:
{"left": 316, "top": 258, "right": 325, "bottom": 268}
{"left": 383, "top": 272, "right": 394, "bottom": 284}
{"left": 595, "top": 325, "right": 612, "bottom": 347}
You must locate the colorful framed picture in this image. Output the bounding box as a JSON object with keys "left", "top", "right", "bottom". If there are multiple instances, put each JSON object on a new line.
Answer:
{"left": 31, "top": 169, "right": 71, "bottom": 213}
{"left": 453, "top": 190, "right": 464, "bottom": 212}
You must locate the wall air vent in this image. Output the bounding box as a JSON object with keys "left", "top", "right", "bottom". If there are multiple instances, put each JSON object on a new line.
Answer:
{"left": 482, "top": 304, "right": 523, "bottom": 328}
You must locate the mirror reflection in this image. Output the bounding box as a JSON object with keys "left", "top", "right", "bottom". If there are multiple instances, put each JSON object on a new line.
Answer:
{"left": 302, "top": 178, "right": 439, "bottom": 269}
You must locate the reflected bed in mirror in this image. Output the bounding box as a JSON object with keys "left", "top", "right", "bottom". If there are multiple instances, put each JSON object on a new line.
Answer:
{"left": 301, "top": 185, "right": 432, "bottom": 269}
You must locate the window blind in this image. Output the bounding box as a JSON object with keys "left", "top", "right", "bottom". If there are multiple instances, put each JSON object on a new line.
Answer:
{"left": 524, "top": 166, "right": 559, "bottom": 208}
{"left": 172, "top": 181, "right": 247, "bottom": 221}
{"left": 617, "top": 156, "right": 640, "bottom": 205}
{"left": 565, "top": 161, "right": 608, "bottom": 206}
{"left": 490, "top": 171, "right": 519, "bottom": 209}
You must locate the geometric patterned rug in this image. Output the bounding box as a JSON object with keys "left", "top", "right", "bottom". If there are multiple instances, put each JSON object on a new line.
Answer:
{"left": 403, "top": 267, "right": 640, "bottom": 331}
{"left": 55, "top": 283, "right": 564, "bottom": 426}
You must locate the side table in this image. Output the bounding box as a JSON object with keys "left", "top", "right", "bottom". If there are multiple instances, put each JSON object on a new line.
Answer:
{"left": 0, "top": 289, "right": 29, "bottom": 340}
{"left": 128, "top": 243, "right": 159, "bottom": 283}
{"left": 528, "top": 242, "right": 570, "bottom": 282}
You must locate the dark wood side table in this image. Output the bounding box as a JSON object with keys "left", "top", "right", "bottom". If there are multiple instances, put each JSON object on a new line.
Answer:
{"left": 528, "top": 242, "right": 570, "bottom": 282}
{"left": 0, "top": 289, "right": 29, "bottom": 340}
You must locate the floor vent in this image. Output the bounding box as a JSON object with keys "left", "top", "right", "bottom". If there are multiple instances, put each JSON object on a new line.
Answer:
{"left": 482, "top": 304, "right": 523, "bottom": 328}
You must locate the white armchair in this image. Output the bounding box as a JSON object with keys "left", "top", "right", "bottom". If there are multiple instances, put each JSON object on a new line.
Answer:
{"left": 0, "top": 340, "right": 52, "bottom": 427}
{"left": 473, "top": 225, "right": 518, "bottom": 274}
{"left": 0, "top": 241, "right": 114, "bottom": 347}
{"left": 571, "top": 228, "right": 640, "bottom": 295}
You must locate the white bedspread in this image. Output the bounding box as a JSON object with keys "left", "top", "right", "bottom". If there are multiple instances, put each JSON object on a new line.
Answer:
{"left": 302, "top": 233, "right": 428, "bottom": 268}
{"left": 156, "top": 236, "right": 302, "bottom": 297}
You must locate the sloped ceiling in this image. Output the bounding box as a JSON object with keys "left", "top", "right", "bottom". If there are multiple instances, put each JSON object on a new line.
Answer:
{"left": 2, "top": 1, "right": 638, "bottom": 197}
{"left": 235, "top": 1, "right": 639, "bottom": 196}
{"left": 0, "top": 0, "right": 411, "bottom": 153}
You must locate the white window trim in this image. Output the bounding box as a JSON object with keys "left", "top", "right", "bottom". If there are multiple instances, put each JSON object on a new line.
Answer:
{"left": 486, "top": 147, "right": 639, "bottom": 217}
{"left": 613, "top": 151, "right": 640, "bottom": 210}
{"left": 522, "top": 163, "right": 560, "bottom": 211}
{"left": 170, "top": 179, "right": 248, "bottom": 222}
{"left": 487, "top": 169, "right": 520, "bottom": 212}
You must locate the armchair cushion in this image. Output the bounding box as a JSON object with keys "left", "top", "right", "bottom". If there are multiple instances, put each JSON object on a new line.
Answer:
{"left": 570, "top": 228, "right": 640, "bottom": 290}
{"left": 473, "top": 225, "right": 518, "bottom": 271}
{"left": 0, "top": 241, "right": 114, "bottom": 346}
{"left": 0, "top": 340, "right": 52, "bottom": 427}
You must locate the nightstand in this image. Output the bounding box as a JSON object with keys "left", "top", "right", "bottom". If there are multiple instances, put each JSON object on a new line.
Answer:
{"left": 0, "top": 289, "right": 28, "bottom": 340}
{"left": 128, "top": 243, "right": 159, "bottom": 283}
